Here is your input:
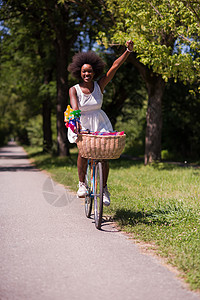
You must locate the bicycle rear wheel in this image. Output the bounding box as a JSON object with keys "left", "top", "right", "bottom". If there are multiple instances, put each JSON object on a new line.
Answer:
{"left": 94, "top": 161, "right": 103, "bottom": 229}
{"left": 85, "top": 160, "right": 93, "bottom": 218}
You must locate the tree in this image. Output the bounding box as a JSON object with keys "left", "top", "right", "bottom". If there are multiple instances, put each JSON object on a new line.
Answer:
{"left": 1, "top": 1, "right": 57, "bottom": 150}
{"left": 98, "top": 0, "right": 200, "bottom": 163}
{"left": 1, "top": 0, "right": 109, "bottom": 155}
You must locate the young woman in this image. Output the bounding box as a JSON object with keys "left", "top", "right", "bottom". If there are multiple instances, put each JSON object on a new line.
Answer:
{"left": 68, "top": 40, "right": 134, "bottom": 205}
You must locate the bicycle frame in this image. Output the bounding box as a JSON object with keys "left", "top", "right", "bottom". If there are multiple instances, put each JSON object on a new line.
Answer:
{"left": 86, "top": 160, "right": 98, "bottom": 197}
{"left": 85, "top": 159, "right": 103, "bottom": 229}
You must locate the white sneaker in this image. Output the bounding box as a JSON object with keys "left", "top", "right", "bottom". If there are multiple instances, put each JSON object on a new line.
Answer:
{"left": 103, "top": 185, "right": 110, "bottom": 206}
{"left": 77, "top": 182, "right": 87, "bottom": 198}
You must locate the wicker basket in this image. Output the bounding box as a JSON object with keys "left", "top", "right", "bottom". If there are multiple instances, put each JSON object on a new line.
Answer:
{"left": 77, "top": 133, "right": 126, "bottom": 159}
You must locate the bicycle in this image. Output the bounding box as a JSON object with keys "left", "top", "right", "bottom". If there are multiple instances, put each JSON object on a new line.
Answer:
{"left": 77, "top": 131, "right": 126, "bottom": 230}
{"left": 85, "top": 158, "right": 104, "bottom": 230}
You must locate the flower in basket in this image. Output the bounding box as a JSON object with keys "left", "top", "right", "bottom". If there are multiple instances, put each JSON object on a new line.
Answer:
{"left": 91, "top": 131, "right": 125, "bottom": 136}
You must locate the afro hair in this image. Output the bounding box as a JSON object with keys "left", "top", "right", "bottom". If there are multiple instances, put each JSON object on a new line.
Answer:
{"left": 68, "top": 51, "right": 106, "bottom": 80}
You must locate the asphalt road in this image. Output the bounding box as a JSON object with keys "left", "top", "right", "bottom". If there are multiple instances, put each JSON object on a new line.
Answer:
{"left": 0, "top": 142, "right": 199, "bottom": 300}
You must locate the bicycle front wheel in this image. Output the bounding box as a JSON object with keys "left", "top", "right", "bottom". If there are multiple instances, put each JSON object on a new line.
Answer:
{"left": 85, "top": 160, "right": 93, "bottom": 218}
{"left": 94, "top": 161, "right": 103, "bottom": 229}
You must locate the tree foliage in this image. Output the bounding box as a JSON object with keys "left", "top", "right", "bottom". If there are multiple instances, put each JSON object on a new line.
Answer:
{"left": 0, "top": 18, "right": 45, "bottom": 145}
{"left": 99, "top": 0, "right": 200, "bottom": 84}
{"left": 95, "top": 0, "right": 200, "bottom": 163}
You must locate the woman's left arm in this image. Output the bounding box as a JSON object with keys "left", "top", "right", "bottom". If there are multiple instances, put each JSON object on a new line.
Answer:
{"left": 98, "top": 40, "right": 133, "bottom": 93}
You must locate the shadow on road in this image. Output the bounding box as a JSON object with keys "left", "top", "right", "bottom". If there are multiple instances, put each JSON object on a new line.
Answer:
{"left": 0, "top": 142, "right": 39, "bottom": 172}
{"left": 87, "top": 214, "right": 119, "bottom": 232}
{"left": 0, "top": 165, "right": 38, "bottom": 172}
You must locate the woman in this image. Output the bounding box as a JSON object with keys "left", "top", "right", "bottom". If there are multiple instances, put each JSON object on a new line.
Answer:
{"left": 68, "top": 40, "right": 134, "bottom": 205}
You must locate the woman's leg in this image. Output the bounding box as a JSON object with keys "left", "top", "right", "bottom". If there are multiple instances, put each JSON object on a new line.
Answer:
{"left": 77, "top": 152, "right": 88, "bottom": 182}
{"left": 102, "top": 160, "right": 110, "bottom": 206}
{"left": 102, "top": 160, "right": 109, "bottom": 187}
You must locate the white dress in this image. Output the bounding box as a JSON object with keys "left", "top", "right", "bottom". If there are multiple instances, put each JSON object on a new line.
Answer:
{"left": 68, "top": 81, "right": 113, "bottom": 143}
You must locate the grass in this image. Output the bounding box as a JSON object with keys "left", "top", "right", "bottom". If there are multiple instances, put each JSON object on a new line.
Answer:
{"left": 25, "top": 146, "right": 200, "bottom": 291}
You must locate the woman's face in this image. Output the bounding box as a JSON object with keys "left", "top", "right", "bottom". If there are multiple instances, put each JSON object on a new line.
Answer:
{"left": 81, "top": 64, "right": 95, "bottom": 83}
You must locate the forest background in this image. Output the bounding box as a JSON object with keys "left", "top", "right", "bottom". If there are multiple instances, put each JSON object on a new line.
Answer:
{"left": 0, "top": 0, "right": 200, "bottom": 164}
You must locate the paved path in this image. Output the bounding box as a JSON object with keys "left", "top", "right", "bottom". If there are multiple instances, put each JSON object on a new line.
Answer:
{"left": 0, "top": 142, "right": 199, "bottom": 300}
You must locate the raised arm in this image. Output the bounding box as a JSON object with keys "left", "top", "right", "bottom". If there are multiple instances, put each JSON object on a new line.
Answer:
{"left": 98, "top": 40, "right": 133, "bottom": 93}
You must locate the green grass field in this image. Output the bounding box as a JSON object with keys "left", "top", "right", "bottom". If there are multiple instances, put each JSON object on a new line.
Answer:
{"left": 25, "top": 146, "right": 200, "bottom": 291}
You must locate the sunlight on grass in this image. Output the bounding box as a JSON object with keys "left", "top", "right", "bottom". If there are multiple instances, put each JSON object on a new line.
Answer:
{"left": 105, "top": 159, "right": 200, "bottom": 290}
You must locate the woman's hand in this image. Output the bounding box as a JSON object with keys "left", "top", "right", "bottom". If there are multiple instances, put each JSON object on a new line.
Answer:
{"left": 126, "top": 40, "right": 134, "bottom": 52}
{"left": 75, "top": 119, "right": 82, "bottom": 134}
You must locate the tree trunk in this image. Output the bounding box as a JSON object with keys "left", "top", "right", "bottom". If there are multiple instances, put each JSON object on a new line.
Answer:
{"left": 42, "top": 98, "right": 52, "bottom": 152}
{"left": 144, "top": 75, "right": 165, "bottom": 165}
{"left": 42, "top": 71, "right": 52, "bottom": 152}
{"left": 128, "top": 53, "right": 165, "bottom": 164}
{"left": 55, "top": 42, "right": 69, "bottom": 156}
